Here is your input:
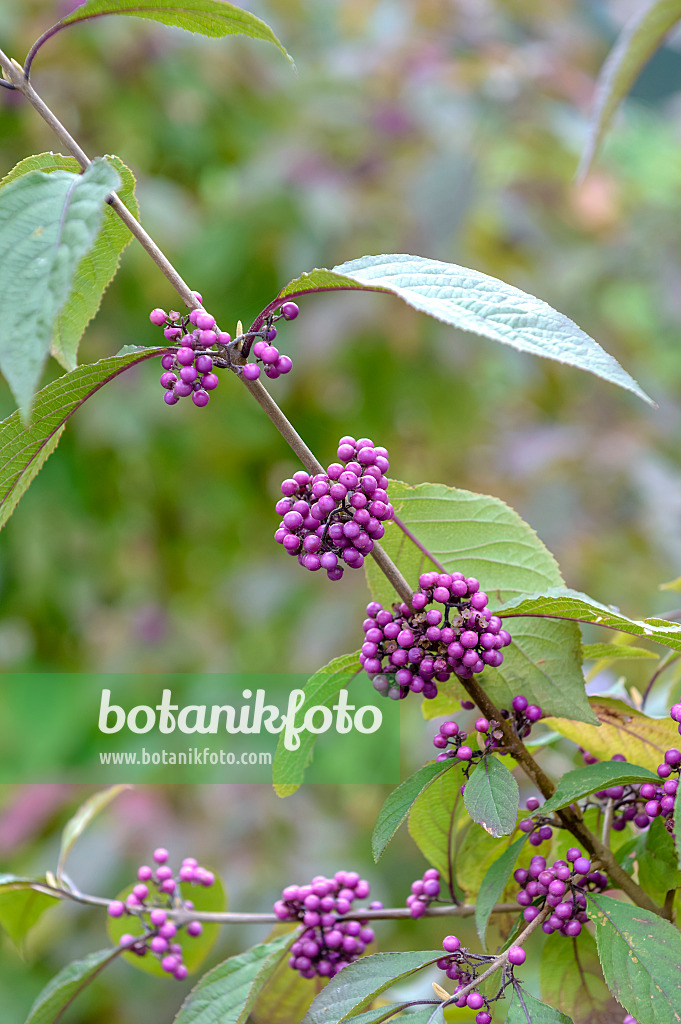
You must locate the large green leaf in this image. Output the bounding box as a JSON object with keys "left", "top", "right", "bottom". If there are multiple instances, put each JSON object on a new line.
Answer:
{"left": 25, "top": 948, "right": 119, "bottom": 1024}
{"left": 364, "top": 481, "right": 595, "bottom": 725}
{"left": 250, "top": 928, "right": 318, "bottom": 1024}
{"left": 463, "top": 754, "right": 519, "bottom": 838}
{"left": 272, "top": 652, "right": 362, "bottom": 796}
{"left": 259, "top": 255, "right": 652, "bottom": 403}
{"left": 537, "top": 761, "right": 658, "bottom": 818}
{"left": 372, "top": 761, "right": 451, "bottom": 862}
{"left": 52, "top": 0, "right": 292, "bottom": 63}
{"left": 173, "top": 933, "right": 294, "bottom": 1024}
{"left": 0, "top": 153, "right": 138, "bottom": 371}
{"left": 544, "top": 697, "right": 679, "bottom": 772}
{"left": 107, "top": 874, "right": 226, "bottom": 977}
{"left": 0, "top": 158, "right": 120, "bottom": 419}
{"left": 540, "top": 931, "right": 621, "bottom": 1024}
{"left": 581, "top": 643, "right": 658, "bottom": 662}
{"left": 57, "top": 784, "right": 132, "bottom": 882}
{"left": 0, "top": 881, "right": 58, "bottom": 953}
{"left": 475, "top": 834, "right": 527, "bottom": 949}
{"left": 302, "top": 951, "right": 443, "bottom": 1024}
{"left": 506, "top": 987, "right": 573, "bottom": 1023}
{"left": 637, "top": 817, "right": 681, "bottom": 895}
{"left": 0, "top": 348, "right": 160, "bottom": 529}
{"left": 587, "top": 893, "right": 681, "bottom": 1023}
{"left": 407, "top": 763, "right": 467, "bottom": 892}
{"left": 499, "top": 588, "right": 681, "bottom": 654}
{"left": 579, "top": 1, "right": 681, "bottom": 177}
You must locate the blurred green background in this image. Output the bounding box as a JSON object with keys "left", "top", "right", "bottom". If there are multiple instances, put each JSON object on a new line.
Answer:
{"left": 1, "top": 0, "right": 680, "bottom": 1019}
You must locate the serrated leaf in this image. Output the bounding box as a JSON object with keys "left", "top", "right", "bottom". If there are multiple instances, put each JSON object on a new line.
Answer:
{"left": 540, "top": 930, "right": 622, "bottom": 1024}
{"left": 0, "top": 153, "right": 139, "bottom": 371}
{"left": 55, "top": 0, "right": 292, "bottom": 63}
{"left": 364, "top": 481, "right": 596, "bottom": 726}
{"left": 261, "top": 255, "right": 652, "bottom": 403}
{"left": 0, "top": 157, "right": 120, "bottom": 419}
{"left": 0, "top": 348, "right": 160, "bottom": 529}
{"left": 499, "top": 588, "right": 681, "bottom": 654}
{"left": 107, "top": 874, "right": 226, "bottom": 977}
{"left": 272, "top": 652, "right": 361, "bottom": 796}
{"left": 582, "top": 643, "right": 658, "bottom": 661}
{"left": 506, "top": 987, "right": 573, "bottom": 1023}
{"left": 372, "top": 761, "right": 452, "bottom": 862}
{"left": 587, "top": 892, "right": 681, "bottom": 1023}
{"left": 250, "top": 930, "right": 318, "bottom": 1024}
{"left": 537, "top": 761, "right": 658, "bottom": 817}
{"left": 544, "top": 697, "right": 679, "bottom": 772}
{"left": 25, "top": 948, "right": 119, "bottom": 1024}
{"left": 475, "top": 834, "right": 527, "bottom": 949}
{"left": 407, "top": 764, "right": 467, "bottom": 895}
{"left": 579, "top": 0, "right": 681, "bottom": 178}
{"left": 173, "top": 933, "right": 293, "bottom": 1024}
{"left": 57, "top": 784, "right": 132, "bottom": 882}
{"left": 0, "top": 883, "right": 58, "bottom": 954}
{"left": 463, "top": 755, "right": 519, "bottom": 838}
{"left": 302, "top": 951, "right": 443, "bottom": 1024}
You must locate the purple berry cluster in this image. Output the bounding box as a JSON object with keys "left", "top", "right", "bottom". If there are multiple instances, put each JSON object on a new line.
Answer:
{"left": 514, "top": 849, "right": 607, "bottom": 938}
{"left": 150, "top": 297, "right": 299, "bottom": 404}
{"left": 518, "top": 794, "right": 555, "bottom": 847}
{"left": 435, "top": 934, "right": 526, "bottom": 1022}
{"left": 362, "top": 573, "right": 511, "bottom": 701}
{"left": 273, "top": 871, "right": 377, "bottom": 979}
{"left": 433, "top": 695, "right": 541, "bottom": 768}
{"left": 406, "top": 868, "right": 440, "bottom": 918}
{"left": 107, "top": 848, "right": 213, "bottom": 980}
{"left": 275, "top": 437, "right": 393, "bottom": 580}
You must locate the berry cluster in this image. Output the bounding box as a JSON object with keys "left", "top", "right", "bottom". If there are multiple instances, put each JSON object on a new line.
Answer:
{"left": 150, "top": 297, "right": 299, "bottom": 405}
{"left": 435, "top": 934, "right": 526, "bottom": 1022}
{"left": 362, "top": 572, "right": 511, "bottom": 701}
{"left": 107, "top": 848, "right": 214, "bottom": 980}
{"left": 518, "top": 794, "right": 555, "bottom": 847}
{"left": 406, "top": 867, "right": 441, "bottom": 919}
{"left": 514, "top": 849, "right": 607, "bottom": 938}
{"left": 273, "top": 871, "right": 377, "bottom": 979}
{"left": 275, "top": 437, "right": 393, "bottom": 580}
{"left": 432, "top": 695, "right": 542, "bottom": 769}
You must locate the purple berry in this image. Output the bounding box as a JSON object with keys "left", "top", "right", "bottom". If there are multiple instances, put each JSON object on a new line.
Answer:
{"left": 108, "top": 901, "right": 125, "bottom": 918}
{"left": 242, "top": 363, "right": 261, "bottom": 380}
{"left": 508, "top": 946, "right": 526, "bottom": 966}
{"left": 281, "top": 301, "right": 299, "bottom": 320}
{"left": 192, "top": 390, "right": 210, "bottom": 407}
{"left": 150, "top": 308, "right": 167, "bottom": 325}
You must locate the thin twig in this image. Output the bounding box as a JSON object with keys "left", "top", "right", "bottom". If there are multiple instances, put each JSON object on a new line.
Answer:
{"left": 641, "top": 650, "right": 680, "bottom": 709}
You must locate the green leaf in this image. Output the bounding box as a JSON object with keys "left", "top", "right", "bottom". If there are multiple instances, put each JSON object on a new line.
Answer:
{"left": 537, "top": 761, "right": 658, "bottom": 818}
{"left": 463, "top": 755, "right": 519, "bottom": 838}
{"left": 540, "top": 930, "right": 622, "bottom": 1024}
{"left": 56, "top": 0, "right": 292, "bottom": 63}
{"left": 638, "top": 817, "right": 681, "bottom": 894}
{"left": 407, "top": 764, "right": 467, "bottom": 894}
{"left": 0, "top": 882, "right": 58, "bottom": 954}
{"left": 302, "top": 951, "right": 444, "bottom": 1024}
{"left": 499, "top": 587, "right": 681, "bottom": 655}
{"left": 108, "top": 874, "right": 226, "bottom": 977}
{"left": 587, "top": 892, "right": 681, "bottom": 1023}
{"left": 272, "top": 652, "right": 361, "bottom": 796}
{"left": 0, "top": 348, "right": 160, "bottom": 529}
{"left": 372, "top": 761, "right": 452, "bottom": 862}
{"left": 506, "top": 987, "right": 573, "bottom": 1023}
{"left": 0, "top": 153, "right": 139, "bottom": 371}
{"left": 544, "top": 696, "right": 680, "bottom": 772}
{"left": 339, "top": 1007, "right": 437, "bottom": 1024}
{"left": 582, "top": 643, "right": 658, "bottom": 661}
{"left": 266, "top": 255, "right": 652, "bottom": 403}
{"left": 579, "top": 1, "right": 681, "bottom": 178}
{"left": 250, "top": 928, "right": 318, "bottom": 1024}
{"left": 475, "top": 834, "right": 527, "bottom": 949}
{"left": 0, "top": 157, "right": 120, "bottom": 419}
{"left": 364, "top": 481, "right": 596, "bottom": 726}
{"left": 25, "top": 948, "right": 119, "bottom": 1024}
{"left": 173, "top": 933, "right": 294, "bottom": 1024}
{"left": 660, "top": 576, "right": 681, "bottom": 592}
{"left": 57, "top": 784, "right": 132, "bottom": 882}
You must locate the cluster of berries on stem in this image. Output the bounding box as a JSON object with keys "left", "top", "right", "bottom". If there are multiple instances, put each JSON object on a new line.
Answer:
{"left": 150, "top": 297, "right": 299, "bottom": 406}
{"left": 107, "top": 848, "right": 214, "bottom": 980}
{"left": 514, "top": 848, "right": 606, "bottom": 938}
{"left": 435, "top": 933, "right": 527, "bottom": 1022}
{"left": 275, "top": 437, "right": 393, "bottom": 580}
{"left": 273, "top": 871, "right": 377, "bottom": 979}
{"left": 406, "top": 867, "right": 441, "bottom": 918}
{"left": 432, "top": 694, "right": 541, "bottom": 769}
{"left": 362, "top": 572, "right": 511, "bottom": 701}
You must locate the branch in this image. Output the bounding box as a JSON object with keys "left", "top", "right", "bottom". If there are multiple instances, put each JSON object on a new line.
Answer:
{"left": 0, "top": 47, "right": 414, "bottom": 607}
